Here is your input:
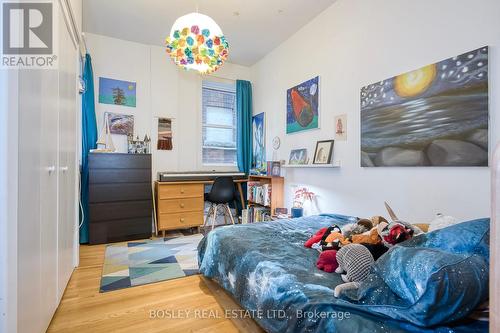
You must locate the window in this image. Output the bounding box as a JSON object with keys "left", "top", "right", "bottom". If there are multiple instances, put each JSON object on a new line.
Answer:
{"left": 202, "top": 81, "right": 237, "bottom": 166}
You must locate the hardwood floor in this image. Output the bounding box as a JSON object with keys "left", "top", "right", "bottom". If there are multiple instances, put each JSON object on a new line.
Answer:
{"left": 47, "top": 242, "right": 263, "bottom": 333}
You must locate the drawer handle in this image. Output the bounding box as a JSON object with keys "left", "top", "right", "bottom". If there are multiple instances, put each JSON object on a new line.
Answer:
{"left": 180, "top": 203, "right": 185, "bottom": 208}
{"left": 180, "top": 218, "right": 185, "bottom": 222}
{"left": 180, "top": 189, "right": 185, "bottom": 194}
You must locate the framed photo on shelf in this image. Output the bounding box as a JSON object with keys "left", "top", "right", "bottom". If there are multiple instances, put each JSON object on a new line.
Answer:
{"left": 289, "top": 149, "right": 308, "bottom": 165}
{"left": 313, "top": 140, "right": 334, "bottom": 164}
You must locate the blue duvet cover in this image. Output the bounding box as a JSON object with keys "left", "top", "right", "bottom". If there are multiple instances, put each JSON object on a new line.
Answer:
{"left": 198, "top": 214, "right": 489, "bottom": 333}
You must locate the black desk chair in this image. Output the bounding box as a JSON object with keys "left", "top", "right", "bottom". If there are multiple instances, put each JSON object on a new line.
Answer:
{"left": 204, "top": 176, "right": 236, "bottom": 230}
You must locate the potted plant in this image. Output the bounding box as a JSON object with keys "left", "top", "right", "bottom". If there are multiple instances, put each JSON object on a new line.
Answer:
{"left": 292, "top": 187, "right": 315, "bottom": 218}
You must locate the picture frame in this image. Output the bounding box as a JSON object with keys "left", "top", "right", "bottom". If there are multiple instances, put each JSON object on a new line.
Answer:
{"left": 286, "top": 76, "right": 320, "bottom": 134}
{"left": 313, "top": 140, "right": 334, "bottom": 164}
{"left": 252, "top": 112, "right": 266, "bottom": 171}
{"left": 289, "top": 149, "right": 308, "bottom": 165}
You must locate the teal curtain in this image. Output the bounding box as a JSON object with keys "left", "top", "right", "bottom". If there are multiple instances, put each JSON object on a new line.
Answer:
{"left": 79, "top": 54, "right": 98, "bottom": 243}
{"left": 236, "top": 80, "right": 253, "bottom": 174}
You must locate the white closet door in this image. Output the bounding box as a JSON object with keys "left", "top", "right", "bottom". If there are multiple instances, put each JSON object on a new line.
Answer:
{"left": 57, "top": 7, "right": 77, "bottom": 300}
{"left": 17, "top": 71, "right": 44, "bottom": 333}
{"left": 39, "top": 68, "right": 60, "bottom": 328}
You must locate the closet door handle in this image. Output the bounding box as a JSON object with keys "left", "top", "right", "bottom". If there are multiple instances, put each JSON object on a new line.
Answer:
{"left": 60, "top": 166, "right": 68, "bottom": 173}
{"left": 45, "top": 165, "right": 56, "bottom": 174}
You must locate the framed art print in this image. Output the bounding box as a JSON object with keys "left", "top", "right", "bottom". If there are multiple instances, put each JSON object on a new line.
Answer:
{"left": 286, "top": 76, "right": 319, "bottom": 134}
{"left": 289, "top": 149, "right": 308, "bottom": 165}
{"left": 313, "top": 140, "right": 334, "bottom": 164}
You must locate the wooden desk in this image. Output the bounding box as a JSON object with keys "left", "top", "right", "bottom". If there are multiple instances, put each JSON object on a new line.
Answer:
{"left": 154, "top": 179, "right": 247, "bottom": 236}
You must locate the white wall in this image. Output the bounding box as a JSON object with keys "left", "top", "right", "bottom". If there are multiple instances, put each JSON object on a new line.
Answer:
{"left": 251, "top": 0, "right": 500, "bottom": 222}
{"left": 85, "top": 33, "right": 251, "bottom": 178}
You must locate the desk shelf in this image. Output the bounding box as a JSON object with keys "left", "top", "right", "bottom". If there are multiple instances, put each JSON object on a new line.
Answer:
{"left": 247, "top": 175, "right": 284, "bottom": 217}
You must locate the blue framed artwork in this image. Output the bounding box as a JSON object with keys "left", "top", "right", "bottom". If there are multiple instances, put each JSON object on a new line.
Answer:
{"left": 361, "top": 46, "right": 488, "bottom": 167}
{"left": 99, "top": 77, "right": 137, "bottom": 107}
{"left": 286, "top": 76, "right": 319, "bottom": 134}
{"left": 252, "top": 112, "right": 265, "bottom": 170}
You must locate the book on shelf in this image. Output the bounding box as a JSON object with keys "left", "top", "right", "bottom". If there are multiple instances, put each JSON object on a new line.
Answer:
{"left": 245, "top": 206, "right": 272, "bottom": 223}
{"left": 247, "top": 181, "right": 272, "bottom": 207}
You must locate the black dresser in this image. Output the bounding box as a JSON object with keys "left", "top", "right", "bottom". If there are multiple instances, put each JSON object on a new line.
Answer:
{"left": 88, "top": 153, "right": 152, "bottom": 244}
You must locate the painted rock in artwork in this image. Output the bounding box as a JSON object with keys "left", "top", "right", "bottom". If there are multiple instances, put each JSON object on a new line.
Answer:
{"left": 466, "top": 129, "right": 488, "bottom": 150}
{"left": 426, "top": 139, "right": 487, "bottom": 166}
{"left": 374, "top": 147, "right": 427, "bottom": 166}
{"left": 361, "top": 151, "right": 375, "bottom": 167}
{"left": 291, "top": 89, "right": 313, "bottom": 127}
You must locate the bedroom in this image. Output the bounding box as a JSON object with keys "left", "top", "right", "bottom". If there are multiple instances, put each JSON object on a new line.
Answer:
{"left": 1, "top": 0, "right": 499, "bottom": 332}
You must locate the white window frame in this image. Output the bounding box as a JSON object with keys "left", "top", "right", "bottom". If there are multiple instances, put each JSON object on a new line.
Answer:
{"left": 201, "top": 80, "right": 238, "bottom": 169}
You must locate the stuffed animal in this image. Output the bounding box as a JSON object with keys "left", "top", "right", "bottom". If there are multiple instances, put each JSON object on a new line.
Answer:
{"left": 323, "top": 231, "right": 350, "bottom": 250}
{"left": 333, "top": 244, "right": 374, "bottom": 296}
{"left": 304, "top": 227, "right": 328, "bottom": 248}
{"left": 319, "top": 225, "right": 344, "bottom": 251}
{"left": 316, "top": 250, "right": 338, "bottom": 273}
{"left": 370, "top": 215, "right": 388, "bottom": 226}
{"left": 342, "top": 219, "right": 373, "bottom": 240}
{"left": 376, "top": 222, "right": 414, "bottom": 247}
{"left": 351, "top": 227, "right": 381, "bottom": 245}
{"left": 333, "top": 204, "right": 421, "bottom": 298}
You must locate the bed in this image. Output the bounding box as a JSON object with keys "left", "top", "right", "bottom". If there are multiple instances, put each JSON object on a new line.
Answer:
{"left": 198, "top": 214, "right": 489, "bottom": 333}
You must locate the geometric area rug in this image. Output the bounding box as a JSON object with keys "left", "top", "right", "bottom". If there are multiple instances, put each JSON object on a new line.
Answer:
{"left": 100, "top": 234, "right": 204, "bottom": 292}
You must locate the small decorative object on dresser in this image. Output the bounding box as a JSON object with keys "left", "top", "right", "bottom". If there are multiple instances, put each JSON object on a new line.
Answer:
{"left": 128, "top": 134, "right": 151, "bottom": 154}
{"left": 313, "top": 140, "right": 334, "bottom": 164}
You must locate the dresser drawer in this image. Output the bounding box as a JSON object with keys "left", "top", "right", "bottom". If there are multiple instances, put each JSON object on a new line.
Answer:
{"left": 89, "top": 183, "right": 151, "bottom": 203}
{"left": 90, "top": 200, "right": 152, "bottom": 222}
{"left": 158, "top": 197, "right": 203, "bottom": 214}
{"left": 158, "top": 211, "right": 203, "bottom": 230}
{"left": 89, "top": 153, "right": 151, "bottom": 169}
{"left": 158, "top": 184, "right": 203, "bottom": 199}
{"left": 90, "top": 168, "right": 151, "bottom": 184}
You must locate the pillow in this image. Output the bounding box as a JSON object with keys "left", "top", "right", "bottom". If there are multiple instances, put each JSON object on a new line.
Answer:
{"left": 341, "top": 218, "right": 490, "bottom": 327}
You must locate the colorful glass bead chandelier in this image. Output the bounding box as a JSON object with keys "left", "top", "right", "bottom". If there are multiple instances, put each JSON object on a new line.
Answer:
{"left": 165, "top": 13, "right": 229, "bottom": 74}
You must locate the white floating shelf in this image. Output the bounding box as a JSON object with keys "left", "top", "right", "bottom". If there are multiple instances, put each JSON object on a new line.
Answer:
{"left": 282, "top": 160, "right": 341, "bottom": 168}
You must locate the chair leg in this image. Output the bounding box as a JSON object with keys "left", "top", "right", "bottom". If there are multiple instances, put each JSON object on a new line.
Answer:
{"left": 211, "top": 204, "right": 218, "bottom": 230}
{"left": 204, "top": 204, "right": 213, "bottom": 226}
{"left": 225, "top": 204, "right": 235, "bottom": 225}
{"left": 223, "top": 205, "right": 228, "bottom": 225}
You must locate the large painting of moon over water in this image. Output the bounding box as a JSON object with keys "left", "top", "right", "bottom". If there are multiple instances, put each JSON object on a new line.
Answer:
{"left": 361, "top": 47, "right": 488, "bottom": 167}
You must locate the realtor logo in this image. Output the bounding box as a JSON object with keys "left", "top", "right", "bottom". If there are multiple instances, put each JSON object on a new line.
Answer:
{"left": 1, "top": 1, "right": 57, "bottom": 68}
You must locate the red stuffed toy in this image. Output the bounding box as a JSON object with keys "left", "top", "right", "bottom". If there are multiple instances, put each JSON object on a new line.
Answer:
{"left": 316, "top": 250, "right": 338, "bottom": 273}
{"left": 304, "top": 227, "right": 328, "bottom": 248}
{"left": 384, "top": 223, "right": 413, "bottom": 245}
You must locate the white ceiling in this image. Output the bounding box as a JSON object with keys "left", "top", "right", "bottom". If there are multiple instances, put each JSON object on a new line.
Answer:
{"left": 82, "top": 0, "right": 336, "bottom": 66}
